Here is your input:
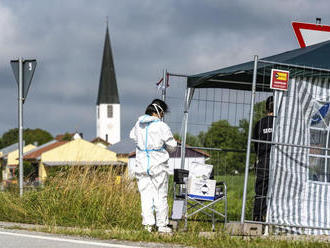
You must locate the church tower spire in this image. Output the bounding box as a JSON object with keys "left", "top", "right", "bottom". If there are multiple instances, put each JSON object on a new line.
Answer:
{"left": 96, "top": 22, "right": 120, "bottom": 144}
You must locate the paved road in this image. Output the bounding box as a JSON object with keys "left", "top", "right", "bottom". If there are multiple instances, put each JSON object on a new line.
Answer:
{"left": 0, "top": 229, "right": 136, "bottom": 248}
{"left": 0, "top": 228, "right": 184, "bottom": 248}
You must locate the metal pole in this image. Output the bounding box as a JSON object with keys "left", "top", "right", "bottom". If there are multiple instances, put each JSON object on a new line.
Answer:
{"left": 162, "top": 69, "right": 167, "bottom": 102}
{"left": 240, "top": 55, "right": 258, "bottom": 223}
{"left": 167, "top": 72, "right": 189, "bottom": 78}
{"left": 265, "top": 90, "right": 277, "bottom": 227}
{"left": 18, "top": 57, "right": 24, "bottom": 197}
{"left": 180, "top": 87, "right": 191, "bottom": 170}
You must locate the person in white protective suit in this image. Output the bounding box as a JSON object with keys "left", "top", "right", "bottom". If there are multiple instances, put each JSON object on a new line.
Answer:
{"left": 130, "top": 99, "right": 177, "bottom": 233}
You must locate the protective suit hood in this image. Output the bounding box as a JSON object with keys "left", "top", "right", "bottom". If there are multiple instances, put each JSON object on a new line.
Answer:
{"left": 138, "top": 115, "right": 160, "bottom": 124}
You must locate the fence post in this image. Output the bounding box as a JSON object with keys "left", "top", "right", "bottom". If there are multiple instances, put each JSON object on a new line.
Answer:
{"left": 240, "top": 55, "right": 258, "bottom": 223}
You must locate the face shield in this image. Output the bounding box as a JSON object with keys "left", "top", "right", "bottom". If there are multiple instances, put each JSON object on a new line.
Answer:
{"left": 152, "top": 103, "right": 165, "bottom": 119}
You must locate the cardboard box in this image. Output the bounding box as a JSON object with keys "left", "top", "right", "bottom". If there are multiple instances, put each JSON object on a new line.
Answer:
{"left": 187, "top": 178, "right": 216, "bottom": 201}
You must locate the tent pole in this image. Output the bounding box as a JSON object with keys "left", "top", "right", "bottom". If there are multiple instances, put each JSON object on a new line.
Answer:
{"left": 162, "top": 69, "right": 167, "bottom": 102}
{"left": 265, "top": 90, "right": 277, "bottom": 229}
{"left": 180, "top": 87, "right": 193, "bottom": 170}
{"left": 167, "top": 72, "right": 189, "bottom": 78}
{"left": 241, "top": 55, "right": 258, "bottom": 224}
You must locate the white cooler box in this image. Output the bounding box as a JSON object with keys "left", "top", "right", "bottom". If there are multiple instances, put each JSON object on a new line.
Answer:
{"left": 187, "top": 178, "right": 216, "bottom": 201}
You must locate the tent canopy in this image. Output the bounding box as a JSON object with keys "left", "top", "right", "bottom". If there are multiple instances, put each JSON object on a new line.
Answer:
{"left": 187, "top": 40, "right": 330, "bottom": 91}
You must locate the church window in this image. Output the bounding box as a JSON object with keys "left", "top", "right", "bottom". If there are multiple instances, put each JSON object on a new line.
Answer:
{"left": 107, "top": 105, "right": 113, "bottom": 118}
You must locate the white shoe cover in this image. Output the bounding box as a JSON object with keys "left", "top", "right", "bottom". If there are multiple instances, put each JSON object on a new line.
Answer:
{"left": 144, "top": 225, "right": 153, "bottom": 232}
{"left": 158, "top": 226, "right": 172, "bottom": 233}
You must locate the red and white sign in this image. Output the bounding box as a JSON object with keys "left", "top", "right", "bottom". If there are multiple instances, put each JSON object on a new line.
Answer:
{"left": 292, "top": 21, "right": 330, "bottom": 48}
{"left": 270, "top": 69, "right": 289, "bottom": 91}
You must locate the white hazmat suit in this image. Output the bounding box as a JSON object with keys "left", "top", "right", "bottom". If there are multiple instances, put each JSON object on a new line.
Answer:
{"left": 130, "top": 114, "right": 177, "bottom": 228}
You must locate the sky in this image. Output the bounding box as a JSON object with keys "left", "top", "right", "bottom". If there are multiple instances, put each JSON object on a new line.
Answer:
{"left": 0, "top": 0, "right": 329, "bottom": 141}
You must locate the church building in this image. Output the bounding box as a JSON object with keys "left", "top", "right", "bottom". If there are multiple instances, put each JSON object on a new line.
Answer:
{"left": 96, "top": 24, "right": 120, "bottom": 145}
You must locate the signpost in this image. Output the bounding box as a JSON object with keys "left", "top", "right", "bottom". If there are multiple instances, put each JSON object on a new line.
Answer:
{"left": 10, "top": 58, "right": 37, "bottom": 196}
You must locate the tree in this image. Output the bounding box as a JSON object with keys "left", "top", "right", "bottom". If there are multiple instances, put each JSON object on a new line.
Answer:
{"left": 238, "top": 119, "right": 249, "bottom": 147}
{"left": 203, "top": 120, "right": 241, "bottom": 149}
{"left": 201, "top": 120, "right": 248, "bottom": 174}
{"left": 1, "top": 128, "right": 18, "bottom": 148}
{"left": 14, "top": 161, "right": 38, "bottom": 181}
{"left": 253, "top": 99, "right": 268, "bottom": 126}
{"left": 60, "top": 132, "right": 73, "bottom": 141}
{"left": 1, "top": 128, "right": 53, "bottom": 148}
{"left": 24, "top": 128, "right": 53, "bottom": 146}
{"left": 173, "top": 132, "right": 202, "bottom": 147}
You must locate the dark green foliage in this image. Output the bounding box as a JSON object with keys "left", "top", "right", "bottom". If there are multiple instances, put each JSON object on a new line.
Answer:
{"left": 202, "top": 120, "right": 241, "bottom": 148}
{"left": 253, "top": 100, "right": 268, "bottom": 126}
{"left": 199, "top": 120, "right": 247, "bottom": 174}
{"left": 1, "top": 128, "right": 19, "bottom": 148}
{"left": 0, "top": 128, "right": 53, "bottom": 149}
{"left": 14, "top": 161, "right": 37, "bottom": 180}
{"left": 23, "top": 128, "right": 53, "bottom": 146}
{"left": 23, "top": 162, "right": 38, "bottom": 179}
{"left": 173, "top": 132, "right": 202, "bottom": 147}
{"left": 60, "top": 133, "right": 73, "bottom": 141}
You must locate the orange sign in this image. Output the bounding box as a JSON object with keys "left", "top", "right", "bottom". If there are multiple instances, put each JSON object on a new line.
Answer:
{"left": 270, "top": 69, "right": 289, "bottom": 91}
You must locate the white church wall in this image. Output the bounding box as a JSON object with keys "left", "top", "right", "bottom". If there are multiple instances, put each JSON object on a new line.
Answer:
{"left": 97, "top": 103, "right": 120, "bottom": 145}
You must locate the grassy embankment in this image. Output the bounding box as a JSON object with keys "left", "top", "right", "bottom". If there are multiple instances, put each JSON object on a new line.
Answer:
{"left": 0, "top": 168, "right": 327, "bottom": 248}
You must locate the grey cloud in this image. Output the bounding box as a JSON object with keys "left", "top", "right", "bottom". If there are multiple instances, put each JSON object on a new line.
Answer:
{"left": 0, "top": 0, "right": 329, "bottom": 140}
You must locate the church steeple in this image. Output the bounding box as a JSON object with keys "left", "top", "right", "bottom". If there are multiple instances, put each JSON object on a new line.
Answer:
{"left": 96, "top": 23, "right": 121, "bottom": 145}
{"left": 97, "top": 24, "right": 119, "bottom": 105}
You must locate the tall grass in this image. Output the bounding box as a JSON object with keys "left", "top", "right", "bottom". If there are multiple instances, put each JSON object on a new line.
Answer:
{"left": 0, "top": 170, "right": 328, "bottom": 247}
{"left": 217, "top": 174, "right": 256, "bottom": 221}
{"left": 0, "top": 167, "right": 142, "bottom": 229}
{"left": 0, "top": 168, "right": 255, "bottom": 229}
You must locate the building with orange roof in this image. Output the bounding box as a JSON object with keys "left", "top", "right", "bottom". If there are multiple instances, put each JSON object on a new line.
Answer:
{"left": 23, "top": 136, "right": 124, "bottom": 183}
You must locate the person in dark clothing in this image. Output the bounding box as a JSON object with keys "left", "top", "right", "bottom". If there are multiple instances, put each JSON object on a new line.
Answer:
{"left": 253, "top": 96, "right": 274, "bottom": 222}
